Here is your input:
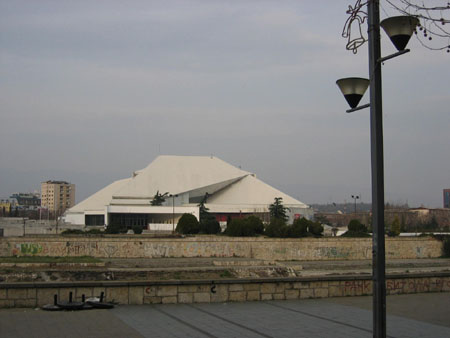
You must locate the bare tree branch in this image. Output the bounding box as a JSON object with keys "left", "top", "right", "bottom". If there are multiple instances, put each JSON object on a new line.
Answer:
{"left": 343, "top": 0, "right": 450, "bottom": 53}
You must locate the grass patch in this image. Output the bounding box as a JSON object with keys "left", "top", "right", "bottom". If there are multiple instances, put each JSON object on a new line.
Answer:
{"left": 0, "top": 256, "right": 102, "bottom": 264}
{"left": 219, "top": 269, "right": 234, "bottom": 278}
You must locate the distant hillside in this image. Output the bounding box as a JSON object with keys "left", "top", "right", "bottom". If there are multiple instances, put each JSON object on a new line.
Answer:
{"left": 311, "top": 202, "right": 410, "bottom": 214}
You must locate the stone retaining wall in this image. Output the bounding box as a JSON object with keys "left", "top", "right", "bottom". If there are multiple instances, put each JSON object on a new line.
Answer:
{"left": 1, "top": 273, "right": 449, "bottom": 308}
{"left": 0, "top": 236, "right": 443, "bottom": 260}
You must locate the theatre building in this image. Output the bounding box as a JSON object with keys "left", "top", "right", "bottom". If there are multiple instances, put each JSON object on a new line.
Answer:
{"left": 64, "top": 156, "right": 313, "bottom": 231}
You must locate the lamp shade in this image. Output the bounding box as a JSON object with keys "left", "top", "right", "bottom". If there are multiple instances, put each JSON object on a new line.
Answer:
{"left": 336, "top": 77, "right": 370, "bottom": 109}
{"left": 380, "top": 16, "right": 420, "bottom": 51}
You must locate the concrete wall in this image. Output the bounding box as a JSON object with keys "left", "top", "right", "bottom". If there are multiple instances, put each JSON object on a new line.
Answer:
{"left": 0, "top": 236, "right": 443, "bottom": 260}
{"left": 1, "top": 273, "right": 449, "bottom": 308}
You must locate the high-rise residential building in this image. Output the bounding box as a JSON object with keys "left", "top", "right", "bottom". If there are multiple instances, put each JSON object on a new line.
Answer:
{"left": 41, "top": 181, "right": 75, "bottom": 214}
{"left": 444, "top": 189, "right": 450, "bottom": 209}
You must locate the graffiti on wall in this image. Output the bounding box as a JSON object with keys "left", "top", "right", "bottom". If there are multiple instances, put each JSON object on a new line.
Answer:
{"left": 13, "top": 243, "right": 43, "bottom": 255}
{"left": 317, "top": 247, "right": 351, "bottom": 259}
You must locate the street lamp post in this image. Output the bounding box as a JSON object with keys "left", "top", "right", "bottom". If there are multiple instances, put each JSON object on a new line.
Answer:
{"left": 169, "top": 194, "right": 178, "bottom": 233}
{"left": 367, "top": 3, "right": 388, "bottom": 336}
{"left": 351, "top": 194, "right": 360, "bottom": 213}
{"left": 336, "top": 2, "right": 418, "bottom": 337}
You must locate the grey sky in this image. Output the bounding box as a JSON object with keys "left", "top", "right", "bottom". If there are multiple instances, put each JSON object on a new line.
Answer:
{"left": 1, "top": 0, "right": 449, "bottom": 207}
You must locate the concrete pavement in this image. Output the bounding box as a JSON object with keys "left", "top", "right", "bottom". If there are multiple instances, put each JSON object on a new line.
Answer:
{"left": 1, "top": 293, "right": 449, "bottom": 338}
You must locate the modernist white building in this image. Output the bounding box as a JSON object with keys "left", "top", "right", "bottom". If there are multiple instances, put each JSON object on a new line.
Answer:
{"left": 64, "top": 156, "right": 313, "bottom": 230}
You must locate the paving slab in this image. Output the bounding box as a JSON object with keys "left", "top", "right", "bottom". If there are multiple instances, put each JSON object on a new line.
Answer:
{"left": 1, "top": 293, "right": 449, "bottom": 338}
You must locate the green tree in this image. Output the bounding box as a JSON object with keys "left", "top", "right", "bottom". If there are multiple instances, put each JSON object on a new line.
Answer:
{"left": 150, "top": 190, "right": 169, "bottom": 206}
{"left": 200, "top": 218, "right": 221, "bottom": 234}
{"left": 198, "top": 193, "right": 212, "bottom": 223}
{"left": 132, "top": 224, "right": 143, "bottom": 234}
{"left": 269, "top": 197, "right": 290, "bottom": 223}
{"left": 342, "top": 219, "right": 370, "bottom": 237}
{"left": 265, "top": 218, "right": 288, "bottom": 238}
{"left": 308, "top": 221, "right": 324, "bottom": 237}
{"left": 314, "top": 214, "right": 330, "bottom": 225}
{"left": 176, "top": 213, "right": 200, "bottom": 234}
{"left": 225, "top": 216, "right": 264, "bottom": 237}
{"left": 288, "top": 217, "right": 309, "bottom": 238}
{"left": 388, "top": 216, "right": 401, "bottom": 237}
{"left": 400, "top": 215, "right": 407, "bottom": 232}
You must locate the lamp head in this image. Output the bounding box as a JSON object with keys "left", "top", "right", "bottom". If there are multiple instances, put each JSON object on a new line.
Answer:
{"left": 336, "top": 77, "right": 370, "bottom": 109}
{"left": 380, "top": 16, "right": 420, "bottom": 51}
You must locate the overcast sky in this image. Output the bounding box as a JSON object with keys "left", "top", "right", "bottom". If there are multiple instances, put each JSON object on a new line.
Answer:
{"left": 1, "top": 0, "right": 449, "bottom": 208}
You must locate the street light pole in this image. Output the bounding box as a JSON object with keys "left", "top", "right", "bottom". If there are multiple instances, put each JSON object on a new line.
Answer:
{"left": 170, "top": 194, "right": 178, "bottom": 233}
{"left": 172, "top": 195, "right": 175, "bottom": 233}
{"left": 351, "top": 194, "right": 360, "bottom": 213}
{"left": 367, "top": 1, "right": 386, "bottom": 337}
{"left": 337, "top": 4, "right": 418, "bottom": 337}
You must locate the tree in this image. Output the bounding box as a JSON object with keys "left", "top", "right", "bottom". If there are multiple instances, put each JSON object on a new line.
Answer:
{"left": 269, "top": 197, "right": 290, "bottom": 223}
{"left": 388, "top": 216, "right": 401, "bottom": 237}
{"left": 265, "top": 218, "right": 288, "bottom": 238}
{"left": 342, "top": 219, "right": 371, "bottom": 237}
{"left": 225, "top": 216, "right": 264, "bottom": 237}
{"left": 200, "top": 218, "right": 221, "bottom": 234}
{"left": 198, "top": 193, "right": 211, "bottom": 223}
{"left": 132, "top": 224, "right": 143, "bottom": 234}
{"left": 288, "top": 217, "right": 309, "bottom": 237}
{"left": 150, "top": 190, "right": 169, "bottom": 206}
{"left": 176, "top": 213, "right": 200, "bottom": 234}
{"left": 308, "top": 221, "right": 324, "bottom": 237}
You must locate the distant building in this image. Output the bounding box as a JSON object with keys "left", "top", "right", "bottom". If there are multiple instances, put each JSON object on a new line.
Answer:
{"left": 444, "top": 189, "right": 450, "bottom": 209}
{"left": 9, "top": 192, "right": 41, "bottom": 209}
{"left": 41, "top": 181, "right": 75, "bottom": 214}
{"left": 65, "top": 155, "right": 313, "bottom": 228}
{"left": 0, "top": 200, "right": 12, "bottom": 216}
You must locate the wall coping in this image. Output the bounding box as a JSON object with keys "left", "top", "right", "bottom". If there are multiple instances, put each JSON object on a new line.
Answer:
{"left": 0, "top": 235, "right": 440, "bottom": 243}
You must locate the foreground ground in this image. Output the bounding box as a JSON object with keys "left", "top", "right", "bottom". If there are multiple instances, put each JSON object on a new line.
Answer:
{"left": 0, "top": 293, "right": 449, "bottom": 338}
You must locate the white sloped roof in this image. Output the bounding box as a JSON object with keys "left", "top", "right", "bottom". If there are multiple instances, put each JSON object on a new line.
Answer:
{"left": 207, "top": 175, "right": 308, "bottom": 207}
{"left": 67, "top": 155, "right": 309, "bottom": 214}
{"left": 68, "top": 177, "right": 131, "bottom": 212}
{"left": 112, "top": 155, "right": 251, "bottom": 198}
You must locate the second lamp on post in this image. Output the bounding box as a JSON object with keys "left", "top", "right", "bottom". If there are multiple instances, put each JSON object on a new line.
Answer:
{"left": 335, "top": 3, "right": 419, "bottom": 338}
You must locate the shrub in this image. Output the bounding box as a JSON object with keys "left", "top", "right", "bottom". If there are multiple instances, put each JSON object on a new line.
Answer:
{"left": 225, "top": 218, "right": 245, "bottom": 236}
{"left": 176, "top": 213, "right": 200, "bottom": 234}
{"left": 105, "top": 223, "right": 127, "bottom": 234}
{"left": 342, "top": 219, "right": 370, "bottom": 237}
{"left": 61, "top": 229, "right": 84, "bottom": 235}
{"left": 288, "top": 218, "right": 309, "bottom": 238}
{"left": 387, "top": 216, "right": 401, "bottom": 237}
{"left": 341, "top": 230, "right": 371, "bottom": 237}
{"left": 265, "top": 218, "right": 288, "bottom": 238}
{"left": 308, "top": 221, "right": 324, "bottom": 237}
{"left": 85, "top": 229, "right": 103, "bottom": 235}
{"left": 246, "top": 216, "right": 265, "bottom": 235}
{"left": 200, "top": 218, "right": 221, "bottom": 234}
{"left": 348, "top": 219, "right": 368, "bottom": 233}
{"left": 132, "top": 225, "right": 143, "bottom": 234}
{"left": 225, "top": 216, "right": 264, "bottom": 237}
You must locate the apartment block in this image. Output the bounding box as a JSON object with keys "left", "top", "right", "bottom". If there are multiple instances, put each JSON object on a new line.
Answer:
{"left": 41, "top": 181, "right": 75, "bottom": 214}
